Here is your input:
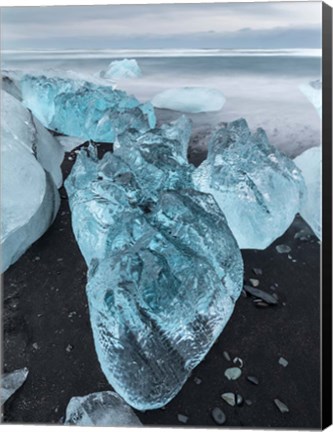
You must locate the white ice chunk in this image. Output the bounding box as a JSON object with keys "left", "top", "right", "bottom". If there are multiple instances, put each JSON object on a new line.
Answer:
{"left": 56, "top": 135, "right": 84, "bottom": 152}
{"left": 152, "top": 87, "right": 225, "bottom": 113}
{"left": 1, "top": 90, "right": 60, "bottom": 272}
{"left": 1, "top": 368, "right": 29, "bottom": 405}
{"left": 64, "top": 391, "right": 142, "bottom": 426}
{"left": 294, "top": 146, "right": 321, "bottom": 239}
{"left": 101, "top": 58, "right": 142, "bottom": 80}
{"left": 2, "top": 90, "right": 64, "bottom": 187}
{"left": 299, "top": 80, "right": 322, "bottom": 118}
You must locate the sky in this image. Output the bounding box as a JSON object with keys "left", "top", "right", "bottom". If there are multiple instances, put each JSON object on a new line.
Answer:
{"left": 1, "top": 2, "right": 322, "bottom": 50}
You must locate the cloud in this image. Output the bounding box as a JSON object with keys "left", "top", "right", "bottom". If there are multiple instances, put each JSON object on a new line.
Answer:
{"left": 1, "top": 2, "right": 322, "bottom": 50}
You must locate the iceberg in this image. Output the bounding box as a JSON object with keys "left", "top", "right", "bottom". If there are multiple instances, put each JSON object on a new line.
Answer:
{"left": 299, "top": 79, "right": 322, "bottom": 118}
{"left": 1, "top": 90, "right": 60, "bottom": 272}
{"left": 19, "top": 72, "right": 156, "bottom": 143}
{"left": 64, "top": 391, "right": 142, "bottom": 426}
{"left": 193, "top": 119, "right": 305, "bottom": 249}
{"left": 152, "top": 87, "right": 225, "bottom": 113}
{"left": 101, "top": 58, "right": 142, "bottom": 80}
{"left": 1, "top": 368, "right": 29, "bottom": 405}
{"left": 294, "top": 146, "right": 321, "bottom": 239}
{"left": 65, "top": 124, "right": 243, "bottom": 410}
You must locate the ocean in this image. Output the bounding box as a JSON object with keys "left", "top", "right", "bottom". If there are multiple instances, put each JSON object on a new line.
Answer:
{"left": 2, "top": 49, "right": 322, "bottom": 157}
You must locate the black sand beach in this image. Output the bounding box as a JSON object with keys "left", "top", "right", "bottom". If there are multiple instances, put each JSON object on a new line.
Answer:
{"left": 2, "top": 143, "right": 321, "bottom": 428}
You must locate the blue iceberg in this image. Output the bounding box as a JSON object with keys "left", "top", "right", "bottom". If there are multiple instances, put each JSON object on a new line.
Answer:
{"left": 101, "top": 58, "right": 142, "bottom": 80}
{"left": 65, "top": 121, "right": 243, "bottom": 410}
{"left": 193, "top": 119, "right": 305, "bottom": 249}
{"left": 294, "top": 146, "right": 321, "bottom": 239}
{"left": 19, "top": 72, "right": 156, "bottom": 142}
{"left": 65, "top": 391, "right": 142, "bottom": 426}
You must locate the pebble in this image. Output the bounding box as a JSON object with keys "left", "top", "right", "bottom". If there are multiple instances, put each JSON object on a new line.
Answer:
{"left": 245, "top": 399, "right": 253, "bottom": 406}
{"left": 221, "top": 392, "right": 236, "bottom": 406}
{"left": 224, "top": 367, "right": 242, "bottom": 380}
{"left": 278, "top": 357, "right": 288, "bottom": 367}
{"left": 252, "top": 268, "right": 263, "bottom": 276}
{"left": 177, "top": 414, "right": 188, "bottom": 424}
{"left": 247, "top": 375, "right": 259, "bottom": 385}
{"left": 255, "top": 301, "right": 269, "bottom": 308}
{"left": 32, "top": 342, "right": 39, "bottom": 350}
{"left": 276, "top": 244, "right": 291, "bottom": 254}
{"left": 249, "top": 278, "right": 260, "bottom": 287}
{"left": 66, "top": 344, "right": 73, "bottom": 352}
{"left": 211, "top": 407, "right": 226, "bottom": 425}
{"left": 274, "top": 398, "right": 289, "bottom": 413}
{"left": 193, "top": 377, "right": 202, "bottom": 385}
{"left": 223, "top": 351, "right": 231, "bottom": 362}
{"left": 236, "top": 394, "right": 244, "bottom": 406}
{"left": 244, "top": 285, "right": 278, "bottom": 305}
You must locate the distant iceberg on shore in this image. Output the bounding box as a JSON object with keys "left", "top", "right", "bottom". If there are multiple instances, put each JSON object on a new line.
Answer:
{"left": 100, "top": 58, "right": 142, "bottom": 80}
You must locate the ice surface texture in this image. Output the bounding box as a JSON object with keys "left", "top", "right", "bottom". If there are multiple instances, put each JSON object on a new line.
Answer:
{"left": 65, "top": 119, "right": 243, "bottom": 410}
{"left": 299, "top": 79, "right": 322, "bottom": 118}
{"left": 19, "top": 73, "right": 156, "bottom": 143}
{"left": 152, "top": 87, "right": 225, "bottom": 113}
{"left": 1, "top": 368, "right": 29, "bottom": 405}
{"left": 101, "top": 58, "right": 142, "bottom": 80}
{"left": 1, "top": 91, "right": 61, "bottom": 272}
{"left": 294, "top": 146, "right": 321, "bottom": 239}
{"left": 193, "top": 119, "right": 305, "bottom": 249}
{"left": 65, "top": 391, "right": 142, "bottom": 426}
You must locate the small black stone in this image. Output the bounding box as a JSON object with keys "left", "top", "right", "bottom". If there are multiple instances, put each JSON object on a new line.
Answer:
{"left": 211, "top": 407, "right": 226, "bottom": 425}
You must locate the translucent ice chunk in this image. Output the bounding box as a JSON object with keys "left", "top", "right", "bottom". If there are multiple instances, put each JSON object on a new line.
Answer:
{"left": 19, "top": 72, "right": 156, "bottom": 143}
{"left": 64, "top": 391, "right": 142, "bottom": 426}
{"left": 1, "top": 91, "right": 60, "bottom": 272}
{"left": 65, "top": 140, "right": 243, "bottom": 410}
{"left": 299, "top": 79, "right": 322, "bottom": 118}
{"left": 101, "top": 58, "right": 142, "bottom": 80}
{"left": 1, "top": 368, "right": 29, "bottom": 405}
{"left": 193, "top": 119, "right": 305, "bottom": 249}
{"left": 152, "top": 87, "right": 225, "bottom": 113}
{"left": 2, "top": 90, "right": 64, "bottom": 187}
{"left": 294, "top": 146, "right": 321, "bottom": 239}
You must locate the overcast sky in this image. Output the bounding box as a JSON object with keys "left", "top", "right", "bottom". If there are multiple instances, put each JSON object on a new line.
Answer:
{"left": 1, "top": 2, "right": 322, "bottom": 50}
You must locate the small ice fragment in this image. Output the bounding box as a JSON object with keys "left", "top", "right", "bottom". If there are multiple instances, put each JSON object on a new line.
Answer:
{"left": 224, "top": 367, "right": 242, "bottom": 381}
{"left": 211, "top": 407, "right": 226, "bottom": 425}
{"left": 245, "top": 399, "right": 252, "bottom": 406}
{"left": 252, "top": 268, "right": 263, "bottom": 276}
{"left": 278, "top": 357, "right": 288, "bottom": 367}
{"left": 249, "top": 278, "right": 259, "bottom": 287}
{"left": 276, "top": 244, "right": 291, "bottom": 254}
{"left": 101, "top": 59, "right": 142, "bottom": 80}
{"left": 1, "top": 367, "right": 29, "bottom": 405}
{"left": 236, "top": 394, "right": 243, "bottom": 406}
{"left": 274, "top": 398, "right": 289, "bottom": 413}
{"left": 152, "top": 87, "right": 225, "bottom": 113}
{"left": 233, "top": 357, "right": 243, "bottom": 368}
{"left": 193, "top": 377, "right": 202, "bottom": 385}
{"left": 177, "top": 413, "right": 189, "bottom": 424}
{"left": 56, "top": 136, "right": 84, "bottom": 153}
{"left": 221, "top": 392, "right": 236, "bottom": 406}
{"left": 64, "top": 391, "right": 142, "bottom": 426}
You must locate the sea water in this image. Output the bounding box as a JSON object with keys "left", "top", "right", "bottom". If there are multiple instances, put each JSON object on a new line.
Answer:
{"left": 2, "top": 49, "right": 321, "bottom": 156}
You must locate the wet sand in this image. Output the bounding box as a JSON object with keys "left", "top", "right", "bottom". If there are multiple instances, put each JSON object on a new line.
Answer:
{"left": 2, "top": 144, "right": 321, "bottom": 428}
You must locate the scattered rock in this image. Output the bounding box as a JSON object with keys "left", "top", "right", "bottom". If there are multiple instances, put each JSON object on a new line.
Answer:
{"left": 177, "top": 413, "right": 189, "bottom": 424}
{"left": 211, "top": 407, "right": 226, "bottom": 425}
{"left": 221, "top": 392, "right": 236, "bottom": 406}
{"left": 247, "top": 376, "right": 259, "bottom": 385}
{"left": 249, "top": 278, "right": 260, "bottom": 287}
{"left": 223, "top": 351, "right": 231, "bottom": 362}
{"left": 252, "top": 268, "right": 263, "bottom": 276}
{"left": 276, "top": 244, "right": 291, "bottom": 254}
{"left": 274, "top": 398, "right": 289, "bottom": 413}
{"left": 278, "top": 357, "right": 288, "bottom": 367}
{"left": 224, "top": 367, "right": 242, "bottom": 381}
{"left": 244, "top": 285, "right": 278, "bottom": 305}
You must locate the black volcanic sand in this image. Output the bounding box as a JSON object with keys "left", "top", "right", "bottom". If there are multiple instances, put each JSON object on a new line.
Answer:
{"left": 2, "top": 143, "right": 321, "bottom": 428}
